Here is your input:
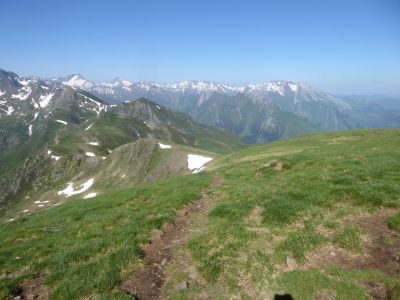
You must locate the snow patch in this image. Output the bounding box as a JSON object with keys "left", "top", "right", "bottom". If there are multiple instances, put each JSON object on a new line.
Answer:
{"left": 77, "top": 93, "right": 106, "bottom": 115}
{"left": 88, "top": 142, "right": 99, "bottom": 146}
{"left": 187, "top": 154, "right": 213, "bottom": 173}
{"left": 85, "top": 124, "right": 93, "bottom": 130}
{"left": 63, "top": 75, "right": 93, "bottom": 89}
{"left": 47, "top": 150, "right": 52, "bottom": 155}
{"left": 0, "top": 90, "right": 5, "bottom": 97}
{"left": 34, "top": 200, "right": 50, "bottom": 204}
{"left": 121, "top": 80, "right": 132, "bottom": 86}
{"left": 56, "top": 119, "right": 67, "bottom": 125}
{"left": 156, "top": 105, "right": 161, "bottom": 109}
{"left": 51, "top": 155, "right": 61, "bottom": 161}
{"left": 39, "top": 93, "right": 54, "bottom": 108}
{"left": 83, "top": 192, "right": 97, "bottom": 199}
{"left": 11, "top": 86, "right": 32, "bottom": 100}
{"left": 3, "top": 106, "right": 14, "bottom": 115}
{"left": 158, "top": 143, "right": 171, "bottom": 149}
{"left": 57, "top": 178, "right": 94, "bottom": 197}
{"left": 28, "top": 125, "right": 33, "bottom": 136}
{"left": 288, "top": 83, "right": 298, "bottom": 92}
{"left": 85, "top": 152, "right": 95, "bottom": 157}
{"left": 17, "top": 78, "right": 30, "bottom": 86}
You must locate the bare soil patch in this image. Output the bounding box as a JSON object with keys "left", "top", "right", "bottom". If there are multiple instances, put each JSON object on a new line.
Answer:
{"left": 15, "top": 273, "right": 50, "bottom": 300}
{"left": 356, "top": 209, "right": 400, "bottom": 277}
{"left": 306, "top": 209, "right": 400, "bottom": 299}
{"left": 120, "top": 176, "right": 223, "bottom": 300}
{"left": 307, "top": 209, "right": 400, "bottom": 275}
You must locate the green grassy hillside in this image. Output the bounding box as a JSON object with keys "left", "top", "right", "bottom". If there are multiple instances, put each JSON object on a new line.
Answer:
{"left": 167, "top": 129, "right": 400, "bottom": 299}
{"left": 0, "top": 174, "right": 211, "bottom": 299}
{"left": 110, "top": 98, "right": 246, "bottom": 153}
{"left": 1, "top": 129, "right": 399, "bottom": 299}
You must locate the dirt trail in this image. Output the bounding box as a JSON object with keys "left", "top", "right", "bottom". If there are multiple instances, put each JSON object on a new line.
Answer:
{"left": 120, "top": 176, "right": 223, "bottom": 299}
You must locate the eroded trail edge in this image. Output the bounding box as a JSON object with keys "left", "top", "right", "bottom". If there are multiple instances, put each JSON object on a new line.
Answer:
{"left": 120, "top": 175, "right": 223, "bottom": 299}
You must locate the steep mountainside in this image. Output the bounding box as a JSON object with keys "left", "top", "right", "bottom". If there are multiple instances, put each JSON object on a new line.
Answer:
{"left": 191, "top": 93, "right": 319, "bottom": 143}
{"left": 341, "top": 94, "right": 400, "bottom": 128}
{"left": 0, "top": 69, "right": 108, "bottom": 153}
{"left": 108, "top": 98, "right": 246, "bottom": 149}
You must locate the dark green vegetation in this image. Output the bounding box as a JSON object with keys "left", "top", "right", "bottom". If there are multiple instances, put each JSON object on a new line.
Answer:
{"left": 1, "top": 129, "right": 400, "bottom": 299}
{"left": 0, "top": 174, "right": 211, "bottom": 299}
{"left": 0, "top": 117, "right": 29, "bottom": 154}
{"left": 388, "top": 213, "right": 400, "bottom": 232}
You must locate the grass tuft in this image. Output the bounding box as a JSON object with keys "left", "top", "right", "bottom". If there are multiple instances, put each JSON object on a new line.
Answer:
{"left": 333, "top": 225, "right": 363, "bottom": 252}
{"left": 388, "top": 213, "right": 400, "bottom": 232}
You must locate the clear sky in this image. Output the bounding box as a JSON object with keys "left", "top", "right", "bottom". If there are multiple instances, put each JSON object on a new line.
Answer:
{"left": 1, "top": 0, "right": 399, "bottom": 94}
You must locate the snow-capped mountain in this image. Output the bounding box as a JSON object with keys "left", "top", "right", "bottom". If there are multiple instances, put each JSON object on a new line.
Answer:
{"left": 56, "top": 75, "right": 350, "bottom": 110}
{"left": 163, "top": 80, "right": 244, "bottom": 95}
{"left": 57, "top": 74, "right": 94, "bottom": 90}
{"left": 56, "top": 75, "right": 243, "bottom": 96}
{"left": 3, "top": 68, "right": 399, "bottom": 146}
{"left": 0, "top": 69, "right": 108, "bottom": 142}
{"left": 54, "top": 75, "right": 354, "bottom": 131}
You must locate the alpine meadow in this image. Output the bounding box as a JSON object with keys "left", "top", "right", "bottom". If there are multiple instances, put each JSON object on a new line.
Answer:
{"left": 1, "top": 1, "right": 400, "bottom": 299}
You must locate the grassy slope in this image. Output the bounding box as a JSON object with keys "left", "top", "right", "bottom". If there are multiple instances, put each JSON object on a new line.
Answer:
{"left": 0, "top": 174, "right": 212, "bottom": 299}
{"left": 167, "top": 129, "right": 400, "bottom": 299}
{"left": 1, "top": 129, "right": 400, "bottom": 299}
{"left": 110, "top": 98, "right": 246, "bottom": 154}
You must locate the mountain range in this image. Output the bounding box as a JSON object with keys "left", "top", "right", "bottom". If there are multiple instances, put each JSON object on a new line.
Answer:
{"left": 3, "top": 69, "right": 400, "bottom": 145}
{"left": 55, "top": 73, "right": 400, "bottom": 143}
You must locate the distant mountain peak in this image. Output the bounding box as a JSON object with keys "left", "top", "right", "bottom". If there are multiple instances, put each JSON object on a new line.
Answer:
{"left": 61, "top": 74, "right": 93, "bottom": 89}
{"left": 246, "top": 80, "right": 298, "bottom": 95}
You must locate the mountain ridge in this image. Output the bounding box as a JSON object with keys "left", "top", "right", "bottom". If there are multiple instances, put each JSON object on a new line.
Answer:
{"left": 2, "top": 68, "right": 400, "bottom": 145}
{"left": 50, "top": 72, "right": 400, "bottom": 138}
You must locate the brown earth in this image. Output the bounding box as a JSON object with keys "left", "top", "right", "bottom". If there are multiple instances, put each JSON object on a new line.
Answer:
{"left": 14, "top": 273, "right": 50, "bottom": 300}
{"left": 306, "top": 209, "right": 400, "bottom": 300}
{"left": 120, "top": 176, "right": 224, "bottom": 300}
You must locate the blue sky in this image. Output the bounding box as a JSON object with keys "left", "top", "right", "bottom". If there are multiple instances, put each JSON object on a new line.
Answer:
{"left": 1, "top": 0, "right": 399, "bottom": 94}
